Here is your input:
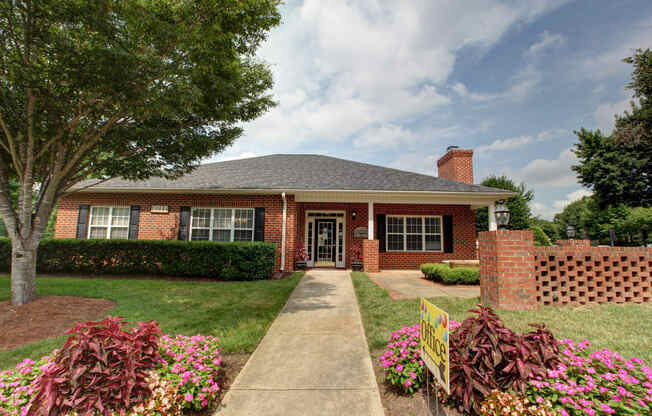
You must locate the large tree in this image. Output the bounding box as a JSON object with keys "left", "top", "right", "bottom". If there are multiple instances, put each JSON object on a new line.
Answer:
{"left": 0, "top": 0, "right": 281, "bottom": 305}
{"left": 572, "top": 49, "right": 652, "bottom": 208}
{"left": 475, "top": 175, "right": 534, "bottom": 232}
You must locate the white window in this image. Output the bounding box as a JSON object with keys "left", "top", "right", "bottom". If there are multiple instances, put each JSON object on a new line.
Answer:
{"left": 386, "top": 216, "right": 443, "bottom": 252}
{"left": 190, "top": 208, "right": 255, "bottom": 242}
{"left": 88, "top": 206, "right": 130, "bottom": 239}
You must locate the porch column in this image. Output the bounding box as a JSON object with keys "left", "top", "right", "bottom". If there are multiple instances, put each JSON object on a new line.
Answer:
{"left": 368, "top": 200, "right": 374, "bottom": 239}
{"left": 488, "top": 201, "right": 497, "bottom": 231}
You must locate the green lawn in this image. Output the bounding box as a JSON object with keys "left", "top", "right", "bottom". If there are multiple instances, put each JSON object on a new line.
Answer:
{"left": 0, "top": 273, "right": 303, "bottom": 369}
{"left": 351, "top": 272, "right": 652, "bottom": 363}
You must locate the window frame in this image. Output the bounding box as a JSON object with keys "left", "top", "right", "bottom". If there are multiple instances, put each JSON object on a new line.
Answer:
{"left": 87, "top": 206, "right": 131, "bottom": 240}
{"left": 385, "top": 215, "right": 443, "bottom": 252}
{"left": 189, "top": 207, "right": 255, "bottom": 242}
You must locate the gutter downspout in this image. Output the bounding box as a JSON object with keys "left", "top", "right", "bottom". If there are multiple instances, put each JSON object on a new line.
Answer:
{"left": 281, "top": 192, "right": 287, "bottom": 272}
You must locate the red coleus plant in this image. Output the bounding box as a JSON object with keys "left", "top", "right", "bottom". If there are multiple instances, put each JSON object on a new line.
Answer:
{"left": 295, "top": 242, "right": 308, "bottom": 262}
{"left": 448, "top": 305, "right": 560, "bottom": 415}
{"left": 27, "top": 316, "right": 162, "bottom": 416}
{"left": 351, "top": 244, "right": 362, "bottom": 262}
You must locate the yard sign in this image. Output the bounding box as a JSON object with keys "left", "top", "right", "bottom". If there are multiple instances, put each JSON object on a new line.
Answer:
{"left": 420, "top": 298, "right": 450, "bottom": 394}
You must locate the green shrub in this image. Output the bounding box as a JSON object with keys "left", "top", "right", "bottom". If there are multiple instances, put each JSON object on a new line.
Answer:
{"left": 530, "top": 225, "right": 552, "bottom": 246}
{"left": 420, "top": 263, "right": 479, "bottom": 285}
{"left": 0, "top": 238, "right": 275, "bottom": 281}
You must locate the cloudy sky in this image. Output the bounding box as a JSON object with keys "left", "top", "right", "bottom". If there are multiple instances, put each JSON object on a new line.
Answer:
{"left": 210, "top": 0, "right": 652, "bottom": 219}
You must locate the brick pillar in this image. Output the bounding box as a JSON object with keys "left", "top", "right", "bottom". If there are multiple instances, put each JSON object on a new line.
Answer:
{"left": 556, "top": 239, "right": 591, "bottom": 248}
{"left": 478, "top": 230, "right": 537, "bottom": 310}
{"left": 362, "top": 239, "right": 379, "bottom": 273}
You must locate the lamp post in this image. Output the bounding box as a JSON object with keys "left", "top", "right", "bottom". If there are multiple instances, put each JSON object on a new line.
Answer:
{"left": 642, "top": 225, "right": 648, "bottom": 248}
{"left": 494, "top": 200, "right": 510, "bottom": 229}
{"left": 566, "top": 224, "right": 576, "bottom": 239}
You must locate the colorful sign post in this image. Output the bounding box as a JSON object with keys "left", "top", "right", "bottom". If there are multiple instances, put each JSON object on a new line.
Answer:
{"left": 420, "top": 298, "right": 450, "bottom": 394}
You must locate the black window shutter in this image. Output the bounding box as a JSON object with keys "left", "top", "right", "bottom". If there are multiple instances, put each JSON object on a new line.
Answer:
{"left": 377, "top": 214, "right": 386, "bottom": 252}
{"left": 178, "top": 206, "right": 190, "bottom": 241}
{"left": 128, "top": 205, "right": 140, "bottom": 240}
{"left": 75, "top": 204, "right": 90, "bottom": 239}
{"left": 254, "top": 208, "right": 265, "bottom": 241}
{"left": 443, "top": 215, "right": 454, "bottom": 253}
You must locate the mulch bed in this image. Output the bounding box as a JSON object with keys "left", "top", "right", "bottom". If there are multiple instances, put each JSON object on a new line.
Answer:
{"left": 0, "top": 296, "right": 116, "bottom": 350}
{"left": 372, "top": 349, "right": 461, "bottom": 416}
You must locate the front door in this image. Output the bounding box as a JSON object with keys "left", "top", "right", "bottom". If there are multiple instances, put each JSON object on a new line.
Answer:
{"left": 315, "top": 219, "right": 336, "bottom": 267}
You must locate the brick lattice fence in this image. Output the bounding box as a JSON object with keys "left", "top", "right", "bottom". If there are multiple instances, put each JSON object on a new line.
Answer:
{"left": 534, "top": 244, "right": 652, "bottom": 306}
{"left": 479, "top": 230, "right": 652, "bottom": 310}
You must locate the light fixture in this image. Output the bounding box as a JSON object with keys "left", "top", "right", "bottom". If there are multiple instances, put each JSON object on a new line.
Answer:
{"left": 351, "top": 210, "right": 357, "bottom": 220}
{"left": 566, "top": 224, "right": 576, "bottom": 239}
{"left": 494, "top": 200, "right": 510, "bottom": 229}
{"left": 641, "top": 225, "right": 648, "bottom": 247}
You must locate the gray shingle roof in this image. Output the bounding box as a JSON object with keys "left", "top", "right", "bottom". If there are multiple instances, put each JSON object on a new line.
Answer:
{"left": 76, "top": 154, "right": 511, "bottom": 194}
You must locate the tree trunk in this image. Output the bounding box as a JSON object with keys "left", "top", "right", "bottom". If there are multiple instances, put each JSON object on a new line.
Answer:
{"left": 11, "top": 242, "right": 38, "bottom": 306}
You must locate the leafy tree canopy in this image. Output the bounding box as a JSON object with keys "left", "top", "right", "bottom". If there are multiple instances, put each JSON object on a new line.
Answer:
{"left": 572, "top": 49, "right": 652, "bottom": 208}
{"left": 476, "top": 175, "right": 534, "bottom": 232}
{"left": 530, "top": 217, "right": 560, "bottom": 242}
{"left": 0, "top": 0, "right": 281, "bottom": 305}
{"left": 530, "top": 225, "right": 552, "bottom": 246}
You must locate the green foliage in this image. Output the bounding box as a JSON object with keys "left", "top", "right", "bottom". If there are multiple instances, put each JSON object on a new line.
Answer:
{"left": 529, "top": 217, "right": 559, "bottom": 242}
{"left": 553, "top": 196, "right": 651, "bottom": 245}
{"left": 420, "top": 263, "right": 480, "bottom": 285}
{"left": 476, "top": 175, "right": 534, "bottom": 232}
{"left": 530, "top": 226, "right": 552, "bottom": 246}
{"left": 0, "top": 239, "right": 276, "bottom": 280}
{"left": 572, "top": 49, "right": 651, "bottom": 207}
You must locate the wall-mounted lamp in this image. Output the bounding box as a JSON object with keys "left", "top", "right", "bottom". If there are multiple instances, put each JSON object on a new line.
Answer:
{"left": 566, "top": 224, "right": 576, "bottom": 239}
{"left": 351, "top": 210, "right": 357, "bottom": 220}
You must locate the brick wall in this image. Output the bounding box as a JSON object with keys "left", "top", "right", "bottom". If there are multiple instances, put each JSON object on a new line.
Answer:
{"left": 55, "top": 192, "right": 295, "bottom": 273}
{"left": 478, "top": 230, "right": 537, "bottom": 310}
{"left": 436, "top": 149, "right": 474, "bottom": 184}
{"left": 375, "top": 204, "right": 477, "bottom": 269}
{"left": 362, "top": 239, "right": 379, "bottom": 273}
{"left": 534, "top": 243, "right": 652, "bottom": 306}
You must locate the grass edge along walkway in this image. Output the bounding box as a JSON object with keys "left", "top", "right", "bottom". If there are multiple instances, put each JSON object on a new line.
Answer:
{"left": 351, "top": 272, "right": 652, "bottom": 364}
{"left": 0, "top": 272, "right": 304, "bottom": 370}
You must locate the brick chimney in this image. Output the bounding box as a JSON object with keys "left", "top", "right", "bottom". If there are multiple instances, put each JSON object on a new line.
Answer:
{"left": 437, "top": 146, "right": 474, "bottom": 184}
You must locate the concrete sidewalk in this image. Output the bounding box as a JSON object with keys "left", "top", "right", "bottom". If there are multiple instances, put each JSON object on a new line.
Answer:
{"left": 369, "top": 270, "right": 480, "bottom": 299}
{"left": 215, "top": 270, "right": 384, "bottom": 416}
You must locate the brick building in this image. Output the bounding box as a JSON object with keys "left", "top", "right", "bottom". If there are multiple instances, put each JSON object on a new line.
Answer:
{"left": 55, "top": 148, "right": 512, "bottom": 274}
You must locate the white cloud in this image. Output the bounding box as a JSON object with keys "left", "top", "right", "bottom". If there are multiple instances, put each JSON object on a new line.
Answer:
{"left": 531, "top": 189, "right": 592, "bottom": 219}
{"left": 510, "top": 148, "right": 578, "bottom": 188}
{"left": 594, "top": 98, "right": 631, "bottom": 133}
{"left": 525, "top": 31, "right": 565, "bottom": 57}
{"left": 236, "top": 0, "right": 572, "bottom": 153}
{"left": 581, "top": 21, "right": 652, "bottom": 80}
{"left": 477, "top": 136, "right": 533, "bottom": 153}
{"left": 453, "top": 63, "right": 542, "bottom": 103}
{"left": 388, "top": 153, "right": 439, "bottom": 176}
{"left": 476, "top": 129, "right": 568, "bottom": 154}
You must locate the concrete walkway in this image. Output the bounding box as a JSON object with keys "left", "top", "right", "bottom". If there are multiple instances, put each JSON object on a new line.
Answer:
{"left": 215, "top": 270, "right": 384, "bottom": 416}
{"left": 368, "top": 270, "right": 480, "bottom": 299}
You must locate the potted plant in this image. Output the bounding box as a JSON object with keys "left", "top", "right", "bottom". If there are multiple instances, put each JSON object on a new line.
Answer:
{"left": 295, "top": 242, "right": 308, "bottom": 270}
{"left": 351, "top": 244, "right": 363, "bottom": 271}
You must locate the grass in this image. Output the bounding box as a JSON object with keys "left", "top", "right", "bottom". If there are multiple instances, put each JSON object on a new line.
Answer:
{"left": 0, "top": 273, "right": 303, "bottom": 369}
{"left": 351, "top": 272, "right": 652, "bottom": 363}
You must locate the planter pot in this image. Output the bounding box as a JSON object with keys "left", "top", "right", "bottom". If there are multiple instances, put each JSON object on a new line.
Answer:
{"left": 295, "top": 261, "right": 307, "bottom": 270}
{"left": 351, "top": 261, "right": 363, "bottom": 271}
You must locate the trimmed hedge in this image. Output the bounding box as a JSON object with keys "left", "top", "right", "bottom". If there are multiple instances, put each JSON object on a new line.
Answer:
{"left": 0, "top": 238, "right": 276, "bottom": 281}
{"left": 420, "top": 263, "right": 480, "bottom": 285}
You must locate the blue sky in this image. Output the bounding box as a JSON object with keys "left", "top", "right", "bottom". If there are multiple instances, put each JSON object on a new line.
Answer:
{"left": 210, "top": 0, "right": 652, "bottom": 219}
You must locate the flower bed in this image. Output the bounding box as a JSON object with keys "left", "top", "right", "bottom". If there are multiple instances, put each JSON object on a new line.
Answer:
{"left": 526, "top": 339, "right": 652, "bottom": 416}
{"left": 0, "top": 324, "right": 224, "bottom": 416}
{"left": 379, "top": 307, "right": 651, "bottom": 416}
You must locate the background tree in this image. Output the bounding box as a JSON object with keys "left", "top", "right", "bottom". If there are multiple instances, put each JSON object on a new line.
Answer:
{"left": 530, "top": 217, "right": 560, "bottom": 242}
{"left": 530, "top": 226, "right": 552, "bottom": 246}
{"left": 0, "top": 0, "right": 281, "bottom": 305}
{"left": 476, "top": 175, "right": 534, "bottom": 232}
{"left": 572, "top": 49, "right": 652, "bottom": 208}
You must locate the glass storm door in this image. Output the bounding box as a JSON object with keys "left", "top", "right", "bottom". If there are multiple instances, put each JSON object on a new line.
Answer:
{"left": 315, "top": 219, "right": 336, "bottom": 266}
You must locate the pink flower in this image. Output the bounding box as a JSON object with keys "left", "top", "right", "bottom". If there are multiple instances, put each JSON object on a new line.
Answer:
{"left": 599, "top": 403, "right": 615, "bottom": 414}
